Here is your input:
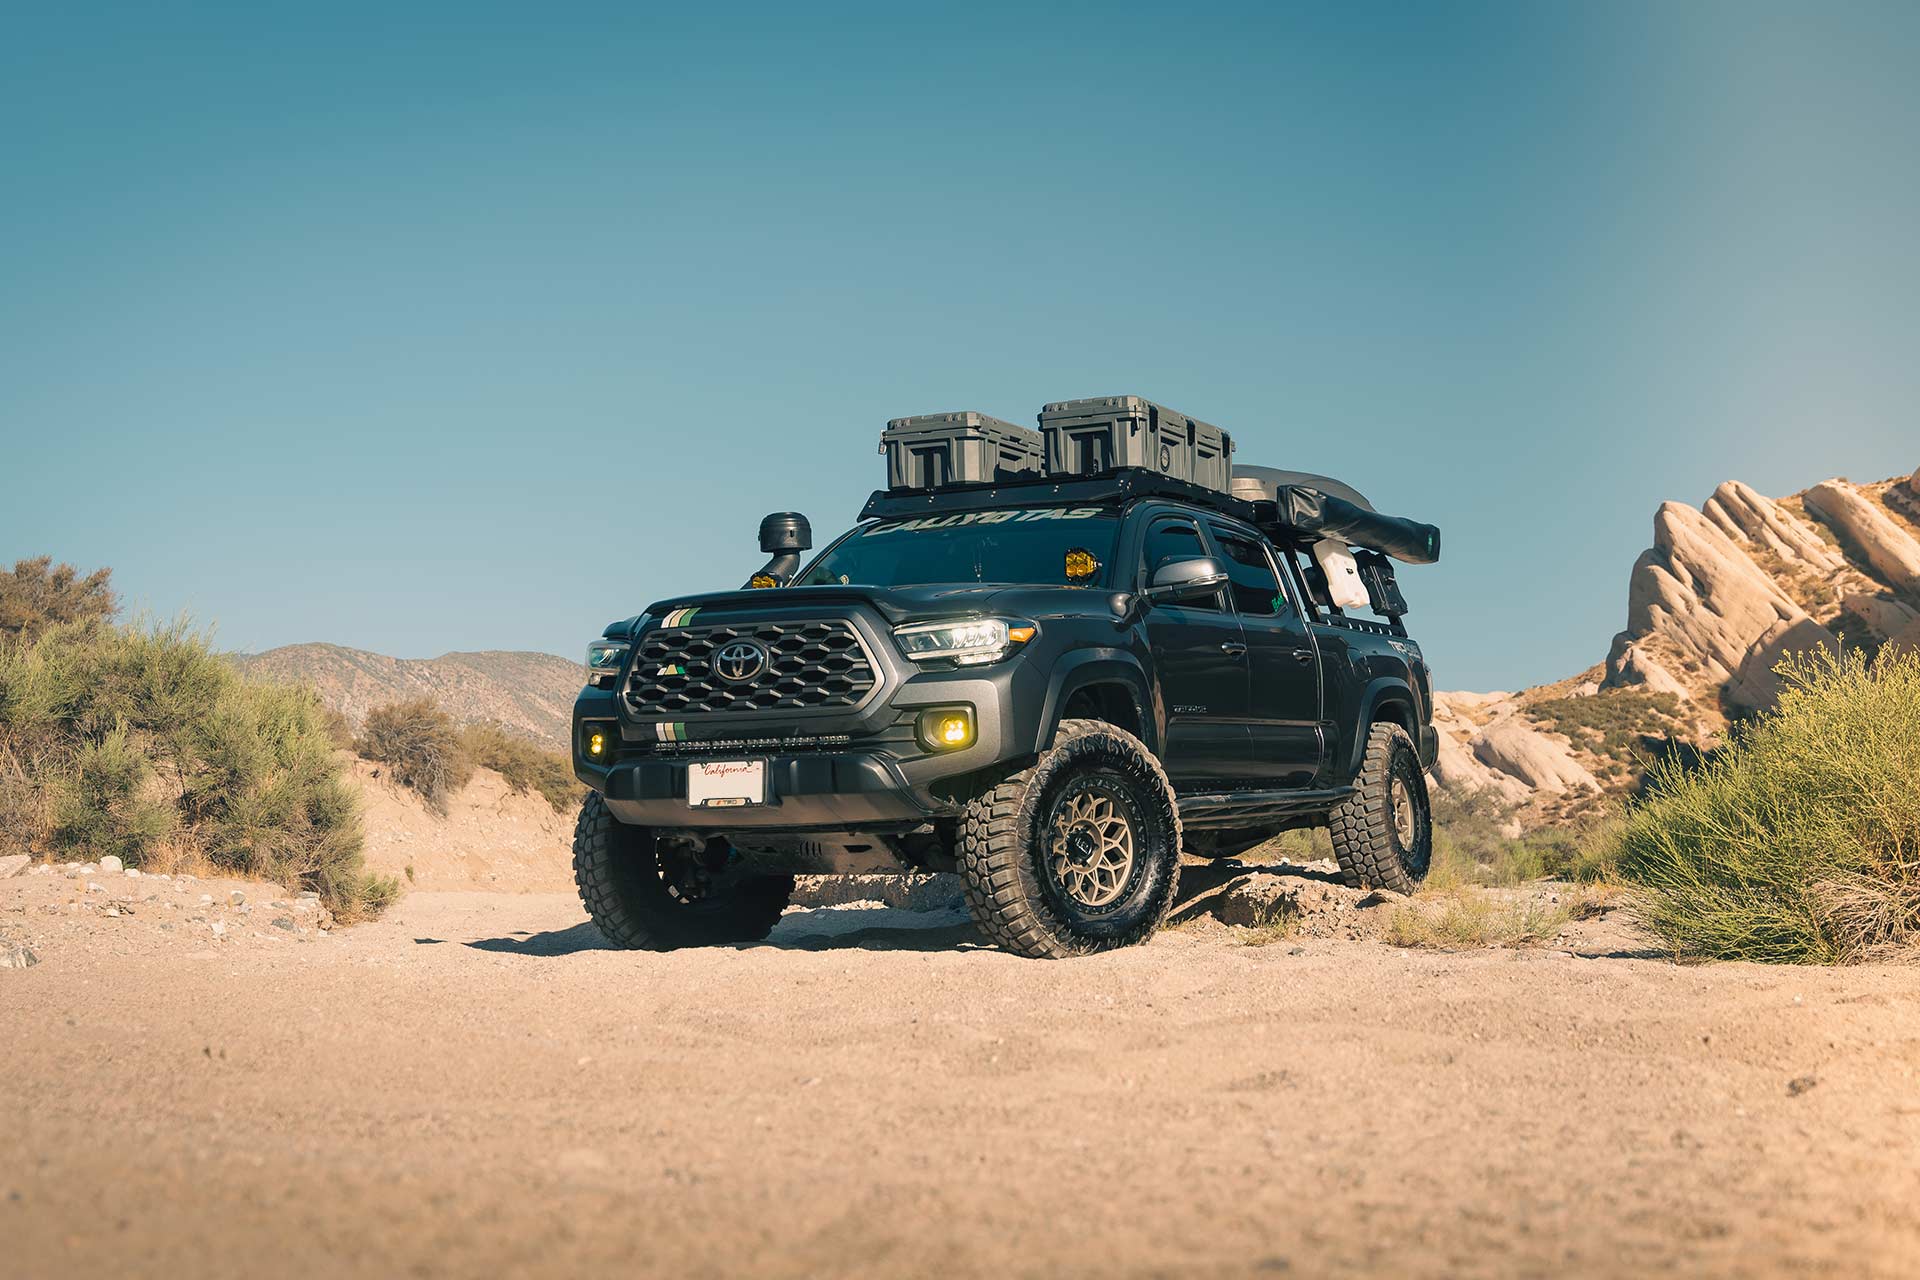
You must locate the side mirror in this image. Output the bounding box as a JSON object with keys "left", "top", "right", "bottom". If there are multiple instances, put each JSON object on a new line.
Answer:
{"left": 746, "top": 512, "right": 812, "bottom": 589}
{"left": 1146, "top": 556, "right": 1228, "bottom": 604}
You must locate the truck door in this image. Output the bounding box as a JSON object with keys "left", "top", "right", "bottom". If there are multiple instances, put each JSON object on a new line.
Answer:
{"left": 1207, "top": 522, "right": 1323, "bottom": 785}
{"left": 1136, "top": 513, "right": 1253, "bottom": 786}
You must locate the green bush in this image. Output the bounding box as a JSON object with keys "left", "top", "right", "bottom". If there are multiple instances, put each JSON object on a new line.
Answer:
{"left": 0, "top": 617, "right": 396, "bottom": 920}
{"left": 1614, "top": 647, "right": 1920, "bottom": 963}
{"left": 1526, "top": 688, "right": 1683, "bottom": 770}
{"left": 1425, "top": 789, "right": 1616, "bottom": 890}
{"left": 355, "top": 697, "right": 474, "bottom": 815}
{"left": 459, "top": 722, "right": 582, "bottom": 814}
{"left": 0, "top": 555, "right": 116, "bottom": 644}
{"left": 354, "top": 698, "right": 581, "bottom": 816}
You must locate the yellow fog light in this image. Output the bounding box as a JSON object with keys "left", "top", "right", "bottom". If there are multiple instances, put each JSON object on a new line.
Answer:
{"left": 1064, "top": 548, "right": 1100, "bottom": 581}
{"left": 916, "top": 707, "right": 976, "bottom": 752}
{"left": 587, "top": 730, "right": 608, "bottom": 758}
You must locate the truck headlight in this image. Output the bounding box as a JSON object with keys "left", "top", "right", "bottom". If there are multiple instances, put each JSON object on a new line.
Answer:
{"left": 893, "top": 618, "right": 1036, "bottom": 666}
{"left": 584, "top": 639, "right": 631, "bottom": 689}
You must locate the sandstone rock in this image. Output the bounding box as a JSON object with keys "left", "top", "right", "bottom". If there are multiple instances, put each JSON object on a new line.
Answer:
{"left": 1614, "top": 502, "right": 1809, "bottom": 686}
{"left": 1, "top": 942, "right": 40, "bottom": 970}
{"left": 98, "top": 855, "right": 124, "bottom": 874}
{"left": 228, "top": 890, "right": 245, "bottom": 907}
{"left": 0, "top": 855, "right": 29, "bottom": 880}
{"left": 1431, "top": 733, "right": 1531, "bottom": 807}
{"left": 1884, "top": 617, "right": 1920, "bottom": 658}
{"left": 1604, "top": 637, "right": 1690, "bottom": 697}
{"left": 1471, "top": 721, "right": 1599, "bottom": 794}
{"left": 1843, "top": 592, "right": 1920, "bottom": 640}
{"left": 1702, "top": 481, "right": 1844, "bottom": 571}
{"left": 1726, "top": 618, "right": 1841, "bottom": 714}
{"left": 1803, "top": 479, "right": 1920, "bottom": 591}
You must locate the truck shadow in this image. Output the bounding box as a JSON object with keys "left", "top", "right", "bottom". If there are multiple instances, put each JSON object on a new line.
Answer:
{"left": 463, "top": 906, "right": 983, "bottom": 957}
{"left": 462, "top": 860, "right": 1335, "bottom": 958}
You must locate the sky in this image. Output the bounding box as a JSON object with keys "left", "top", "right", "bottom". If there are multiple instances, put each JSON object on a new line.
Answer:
{"left": 3, "top": 1, "right": 1917, "bottom": 692}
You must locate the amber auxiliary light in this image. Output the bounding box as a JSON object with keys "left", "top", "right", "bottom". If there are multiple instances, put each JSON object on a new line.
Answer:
{"left": 916, "top": 707, "right": 976, "bottom": 752}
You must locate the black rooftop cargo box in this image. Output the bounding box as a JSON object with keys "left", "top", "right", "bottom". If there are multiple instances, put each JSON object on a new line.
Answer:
{"left": 1037, "top": 396, "right": 1234, "bottom": 492}
{"left": 881, "top": 412, "right": 1044, "bottom": 491}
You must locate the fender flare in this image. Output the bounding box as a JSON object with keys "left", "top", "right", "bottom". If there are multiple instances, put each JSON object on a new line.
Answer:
{"left": 1032, "top": 650, "right": 1158, "bottom": 756}
{"left": 1340, "top": 677, "right": 1420, "bottom": 781}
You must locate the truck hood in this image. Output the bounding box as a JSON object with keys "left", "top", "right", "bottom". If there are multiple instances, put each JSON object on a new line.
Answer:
{"left": 625, "top": 583, "right": 1118, "bottom": 632}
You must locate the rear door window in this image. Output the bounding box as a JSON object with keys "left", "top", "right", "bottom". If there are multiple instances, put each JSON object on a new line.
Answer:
{"left": 1210, "top": 525, "right": 1291, "bottom": 619}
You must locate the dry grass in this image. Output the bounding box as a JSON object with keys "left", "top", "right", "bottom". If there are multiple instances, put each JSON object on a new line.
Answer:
{"left": 1384, "top": 886, "right": 1615, "bottom": 950}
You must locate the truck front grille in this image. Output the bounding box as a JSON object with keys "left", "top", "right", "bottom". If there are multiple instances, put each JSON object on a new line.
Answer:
{"left": 626, "top": 619, "right": 878, "bottom": 716}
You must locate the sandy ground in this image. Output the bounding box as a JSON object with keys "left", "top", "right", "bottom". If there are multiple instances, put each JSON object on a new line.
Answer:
{"left": 4, "top": 864, "right": 1919, "bottom": 1279}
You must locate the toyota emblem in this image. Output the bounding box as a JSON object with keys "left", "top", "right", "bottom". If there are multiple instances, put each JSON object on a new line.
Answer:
{"left": 712, "top": 640, "right": 768, "bottom": 684}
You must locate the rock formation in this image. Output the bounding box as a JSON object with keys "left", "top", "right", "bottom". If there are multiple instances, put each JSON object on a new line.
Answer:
{"left": 1803, "top": 479, "right": 1920, "bottom": 591}
{"left": 1430, "top": 464, "right": 1917, "bottom": 829}
{"left": 1603, "top": 500, "right": 1835, "bottom": 712}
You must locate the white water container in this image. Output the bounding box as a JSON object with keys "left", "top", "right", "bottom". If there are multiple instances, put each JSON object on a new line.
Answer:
{"left": 1312, "top": 538, "right": 1371, "bottom": 611}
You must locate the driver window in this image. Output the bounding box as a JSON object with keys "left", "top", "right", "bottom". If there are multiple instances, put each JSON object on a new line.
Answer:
{"left": 1140, "top": 517, "right": 1221, "bottom": 612}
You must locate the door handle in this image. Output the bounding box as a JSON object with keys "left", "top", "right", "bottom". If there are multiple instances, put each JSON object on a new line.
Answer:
{"left": 1220, "top": 641, "right": 1248, "bottom": 657}
{"left": 1291, "top": 649, "right": 1315, "bottom": 665}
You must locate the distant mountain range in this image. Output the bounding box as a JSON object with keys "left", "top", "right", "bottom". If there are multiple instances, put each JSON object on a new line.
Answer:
{"left": 233, "top": 644, "right": 581, "bottom": 748}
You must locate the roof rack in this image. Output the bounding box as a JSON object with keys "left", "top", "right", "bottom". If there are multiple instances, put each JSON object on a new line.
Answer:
{"left": 860, "top": 467, "right": 1259, "bottom": 524}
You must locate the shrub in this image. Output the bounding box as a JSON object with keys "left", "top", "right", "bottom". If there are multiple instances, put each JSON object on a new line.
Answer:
{"left": 356, "top": 697, "right": 473, "bottom": 815}
{"left": 0, "top": 617, "right": 395, "bottom": 919}
{"left": 354, "top": 700, "right": 581, "bottom": 815}
{"left": 1425, "top": 789, "right": 1617, "bottom": 890}
{"left": 0, "top": 556, "right": 117, "bottom": 644}
{"left": 1613, "top": 647, "right": 1920, "bottom": 963}
{"left": 459, "top": 722, "right": 582, "bottom": 814}
{"left": 1526, "top": 688, "right": 1683, "bottom": 771}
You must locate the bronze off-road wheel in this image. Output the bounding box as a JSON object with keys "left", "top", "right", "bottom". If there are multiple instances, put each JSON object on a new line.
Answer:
{"left": 1327, "top": 723, "right": 1432, "bottom": 893}
{"left": 956, "top": 720, "right": 1182, "bottom": 959}
{"left": 572, "top": 793, "right": 793, "bottom": 950}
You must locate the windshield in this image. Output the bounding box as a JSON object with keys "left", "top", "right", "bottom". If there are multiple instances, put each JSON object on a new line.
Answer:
{"left": 796, "top": 506, "right": 1121, "bottom": 588}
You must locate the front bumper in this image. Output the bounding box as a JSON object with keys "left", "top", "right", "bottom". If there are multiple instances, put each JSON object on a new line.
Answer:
{"left": 599, "top": 752, "right": 940, "bottom": 830}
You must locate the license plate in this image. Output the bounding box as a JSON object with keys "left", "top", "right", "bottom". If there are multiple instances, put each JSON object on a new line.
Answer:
{"left": 687, "top": 760, "right": 766, "bottom": 808}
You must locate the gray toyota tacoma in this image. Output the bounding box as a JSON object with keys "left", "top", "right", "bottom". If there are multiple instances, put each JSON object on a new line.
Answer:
{"left": 570, "top": 397, "right": 1442, "bottom": 958}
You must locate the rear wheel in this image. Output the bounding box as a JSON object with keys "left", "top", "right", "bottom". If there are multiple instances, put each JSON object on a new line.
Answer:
{"left": 572, "top": 793, "right": 793, "bottom": 949}
{"left": 956, "top": 720, "right": 1182, "bottom": 959}
{"left": 1327, "top": 723, "right": 1432, "bottom": 893}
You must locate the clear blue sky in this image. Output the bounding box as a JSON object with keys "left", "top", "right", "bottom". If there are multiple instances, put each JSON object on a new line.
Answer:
{"left": 4, "top": 1, "right": 1916, "bottom": 691}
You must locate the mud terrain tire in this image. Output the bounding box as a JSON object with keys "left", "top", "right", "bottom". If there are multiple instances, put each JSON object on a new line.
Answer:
{"left": 956, "top": 719, "right": 1182, "bottom": 959}
{"left": 573, "top": 793, "right": 792, "bottom": 950}
{"left": 1327, "top": 723, "right": 1432, "bottom": 893}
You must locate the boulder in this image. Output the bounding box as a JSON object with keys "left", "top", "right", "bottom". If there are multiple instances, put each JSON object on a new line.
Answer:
{"left": 1471, "top": 720, "right": 1599, "bottom": 794}
{"left": 1702, "top": 480, "right": 1844, "bottom": 571}
{"left": 1803, "top": 479, "right": 1920, "bottom": 591}
{"left": 0, "top": 854, "right": 29, "bottom": 880}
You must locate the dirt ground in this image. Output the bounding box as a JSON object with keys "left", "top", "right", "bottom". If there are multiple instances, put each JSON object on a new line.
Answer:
{"left": 4, "top": 862, "right": 1919, "bottom": 1279}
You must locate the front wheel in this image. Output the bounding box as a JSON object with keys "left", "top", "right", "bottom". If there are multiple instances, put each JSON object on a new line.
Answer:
{"left": 956, "top": 720, "right": 1182, "bottom": 959}
{"left": 573, "top": 793, "right": 793, "bottom": 949}
{"left": 1327, "top": 723, "right": 1432, "bottom": 893}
